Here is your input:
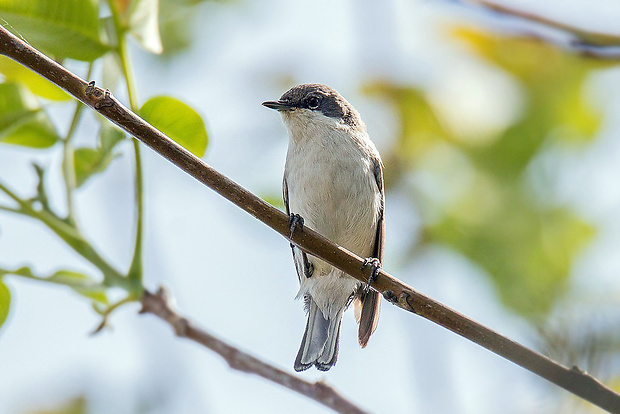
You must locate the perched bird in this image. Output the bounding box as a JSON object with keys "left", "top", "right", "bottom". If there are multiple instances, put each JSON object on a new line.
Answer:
{"left": 263, "top": 84, "right": 385, "bottom": 371}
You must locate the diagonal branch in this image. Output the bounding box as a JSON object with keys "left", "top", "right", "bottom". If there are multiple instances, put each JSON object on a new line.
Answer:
{"left": 0, "top": 25, "right": 619, "bottom": 413}
{"left": 449, "top": 0, "right": 620, "bottom": 59}
{"left": 140, "top": 287, "right": 366, "bottom": 414}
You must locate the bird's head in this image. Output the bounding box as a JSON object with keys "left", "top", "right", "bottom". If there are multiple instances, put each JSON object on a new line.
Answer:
{"left": 263, "top": 84, "right": 364, "bottom": 133}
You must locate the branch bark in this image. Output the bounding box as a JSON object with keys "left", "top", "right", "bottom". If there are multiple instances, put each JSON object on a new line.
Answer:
{"left": 140, "top": 287, "right": 366, "bottom": 414}
{"left": 451, "top": 0, "right": 620, "bottom": 59}
{"left": 1, "top": 25, "right": 619, "bottom": 413}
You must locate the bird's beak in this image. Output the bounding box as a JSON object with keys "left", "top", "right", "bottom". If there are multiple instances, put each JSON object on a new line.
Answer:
{"left": 262, "top": 100, "right": 294, "bottom": 111}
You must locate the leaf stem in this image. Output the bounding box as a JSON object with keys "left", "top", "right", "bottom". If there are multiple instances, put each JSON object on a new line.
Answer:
{"left": 128, "top": 140, "right": 144, "bottom": 287}
{"left": 109, "top": 1, "right": 144, "bottom": 290}
{"left": 0, "top": 205, "right": 22, "bottom": 214}
{"left": 0, "top": 181, "right": 129, "bottom": 289}
{"left": 62, "top": 63, "right": 94, "bottom": 224}
{"left": 0, "top": 266, "right": 91, "bottom": 287}
{"left": 0, "top": 182, "right": 26, "bottom": 206}
{"left": 91, "top": 295, "right": 136, "bottom": 334}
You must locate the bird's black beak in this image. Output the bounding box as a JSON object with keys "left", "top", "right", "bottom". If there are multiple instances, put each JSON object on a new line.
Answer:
{"left": 262, "top": 100, "right": 294, "bottom": 111}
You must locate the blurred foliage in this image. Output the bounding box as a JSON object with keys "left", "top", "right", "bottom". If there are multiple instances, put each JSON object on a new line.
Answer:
{"left": 25, "top": 397, "right": 88, "bottom": 414}
{"left": 0, "top": 279, "right": 10, "bottom": 330}
{"left": 366, "top": 27, "right": 618, "bottom": 319}
{"left": 535, "top": 299, "right": 620, "bottom": 413}
{"left": 158, "top": 0, "right": 232, "bottom": 56}
{"left": 538, "top": 304, "right": 620, "bottom": 380}
{"left": 0, "top": 83, "right": 60, "bottom": 148}
{"left": 0, "top": 267, "right": 109, "bottom": 304}
{"left": 74, "top": 122, "right": 125, "bottom": 187}
{"left": 0, "top": 57, "right": 69, "bottom": 101}
{"left": 126, "top": 0, "right": 163, "bottom": 54}
{"left": 0, "top": 0, "right": 209, "bottom": 331}
{"left": 0, "top": 0, "right": 108, "bottom": 61}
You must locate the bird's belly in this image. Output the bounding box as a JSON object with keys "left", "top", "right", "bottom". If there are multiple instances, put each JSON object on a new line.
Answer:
{"left": 287, "top": 162, "right": 379, "bottom": 260}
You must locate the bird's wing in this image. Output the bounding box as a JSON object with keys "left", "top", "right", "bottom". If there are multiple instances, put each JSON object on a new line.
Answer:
{"left": 284, "top": 176, "right": 311, "bottom": 283}
{"left": 357, "top": 157, "right": 384, "bottom": 347}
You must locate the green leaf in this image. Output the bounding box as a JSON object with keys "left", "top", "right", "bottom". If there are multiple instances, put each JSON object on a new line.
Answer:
{"left": 48, "top": 270, "right": 91, "bottom": 284}
{"left": 73, "top": 284, "right": 108, "bottom": 304}
{"left": 74, "top": 148, "right": 103, "bottom": 186}
{"left": 0, "top": 0, "right": 108, "bottom": 61}
{"left": 129, "top": 0, "right": 163, "bottom": 54}
{"left": 262, "top": 193, "right": 285, "bottom": 211}
{"left": 49, "top": 271, "right": 108, "bottom": 304}
{"left": 140, "top": 96, "right": 208, "bottom": 157}
{"left": 0, "top": 83, "right": 60, "bottom": 148}
{"left": 0, "top": 57, "right": 70, "bottom": 101}
{"left": 74, "top": 122, "right": 125, "bottom": 187}
{"left": 100, "top": 121, "right": 126, "bottom": 153}
{"left": 74, "top": 148, "right": 117, "bottom": 187}
{"left": 0, "top": 280, "right": 10, "bottom": 330}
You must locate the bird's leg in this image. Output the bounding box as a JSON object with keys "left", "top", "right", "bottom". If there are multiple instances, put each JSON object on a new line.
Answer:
{"left": 288, "top": 213, "right": 304, "bottom": 244}
{"left": 362, "top": 257, "right": 381, "bottom": 290}
{"left": 302, "top": 252, "right": 314, "bottom": 278}
{"left": 289, "top": 213, "right": 314, "bottom": 278}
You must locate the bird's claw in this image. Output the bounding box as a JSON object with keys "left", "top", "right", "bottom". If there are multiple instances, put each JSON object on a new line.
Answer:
{"left": 289, "top": 213, "right": 304, "bottom": 242}
{"left": 362, "top": 257, "right": 381, "bottom": 291}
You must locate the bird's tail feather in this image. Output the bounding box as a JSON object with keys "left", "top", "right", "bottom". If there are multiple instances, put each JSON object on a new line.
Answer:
{"left": 294, "top": 298, "right": 343, "bottom": 372}
{"left": 357, "top": 290, "right": 381, "bottom": 347}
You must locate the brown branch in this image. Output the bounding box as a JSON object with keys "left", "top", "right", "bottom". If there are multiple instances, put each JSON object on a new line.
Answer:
{"left": 140, "top": 287, "right": 366, "bottom": 414}
{"left": 451, "top": 0, "right": 620, "bottom": 59}
{"left": 1, "top": 25, "right": 619, "bottom": 414}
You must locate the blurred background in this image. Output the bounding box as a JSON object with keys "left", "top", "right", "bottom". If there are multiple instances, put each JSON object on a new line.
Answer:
{"left": 1, "top": 0, "right": 620, "bottom": 413}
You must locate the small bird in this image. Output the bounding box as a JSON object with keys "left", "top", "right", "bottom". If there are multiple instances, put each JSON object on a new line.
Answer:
{"left": 263, "top": 84, "right": 385, "bottom": 371}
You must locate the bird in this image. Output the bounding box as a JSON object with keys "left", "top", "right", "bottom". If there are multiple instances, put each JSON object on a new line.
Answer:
{"left": 263, "top": 84, "right": 385, "bottom": 371}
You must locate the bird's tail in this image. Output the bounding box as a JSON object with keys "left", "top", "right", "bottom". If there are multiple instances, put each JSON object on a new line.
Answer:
{"left": 294, "top": 298, "right": 344, "bottom": 372}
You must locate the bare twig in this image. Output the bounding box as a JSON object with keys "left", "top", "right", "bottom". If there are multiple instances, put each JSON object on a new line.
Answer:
{"left": 449, "top": 0, "right": 620, "bottom": 59}
{"left": 1, "top": 25, "right": 619, "bottom": 413}
{"left": 140, "top": 287, "right": 366, "bottom": 414}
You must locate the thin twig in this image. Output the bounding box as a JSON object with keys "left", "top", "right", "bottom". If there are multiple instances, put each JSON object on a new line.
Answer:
{"left": 0, "top": 205, "right": 22, "bottom": 215}
{"left": 0, "top": 25, "right": 619, "bottom": 413}
{"left": 110, "top": 0, "right": 144, "bottom": 285}
{"left": 0, "top": 179, "right": 130, "bottom": 290}
{"left": 91, "top": 296, "right": 137, "bottom": 335}
{"left": 140, "top": 287, "right": 366, "bottom": 414}
{"left": 448, "top": 0, "right": 620, "bottom": 59}
{"left": 62, "top": 77, "right": 89, "bottom": 224}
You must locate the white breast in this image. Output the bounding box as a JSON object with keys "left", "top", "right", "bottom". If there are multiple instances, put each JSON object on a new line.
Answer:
{"left": 284, "top": 111, "right": 381, "bottom": 263}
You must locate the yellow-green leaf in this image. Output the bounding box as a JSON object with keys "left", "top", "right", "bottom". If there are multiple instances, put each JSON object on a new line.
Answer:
{"left": 140, "top": 96, "right": 208, "bottom": 157}
{"left": 49, "top": 271, "right": 108, "bottom": 304}
{"left": 73, "top": 122, "right": 124, "bottom": 187}
{"left": 0, "top": 0, "right": 108, "bottom": 61}
{"left": 0, "top": 83, "right": 59, "bottom": 148}
{"left": 0, "top": 281, "right": 10, "bottom": 330}
{"left": 0, "top": 57, "right": 69, "bottom": 101}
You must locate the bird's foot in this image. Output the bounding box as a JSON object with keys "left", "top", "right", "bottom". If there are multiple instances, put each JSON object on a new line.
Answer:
{"left": 302, "top": 252, "right": 314, "bottom": 278}
{"left": 362, "top": 257, "right": 381, "bottom": 291}
{"left": 288, "top": 213, "right": 304, "bottom": 244}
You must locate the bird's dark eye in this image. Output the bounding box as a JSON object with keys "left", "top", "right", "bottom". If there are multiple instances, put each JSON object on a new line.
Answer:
{"left": 307, "top": 96, "right": 320, "bottom": 109}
